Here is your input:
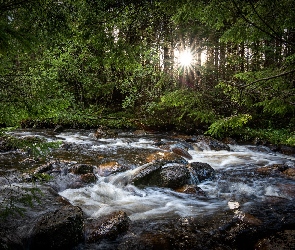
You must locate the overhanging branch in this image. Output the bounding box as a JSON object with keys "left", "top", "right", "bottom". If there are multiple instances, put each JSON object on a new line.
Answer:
{"left": 249, "top": 69, "right": 295, "bottom": 85}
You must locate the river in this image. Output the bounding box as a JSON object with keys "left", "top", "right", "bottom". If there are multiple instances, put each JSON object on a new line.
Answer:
{"left": 2, "top": 128, "right": 295, "bottom": 249}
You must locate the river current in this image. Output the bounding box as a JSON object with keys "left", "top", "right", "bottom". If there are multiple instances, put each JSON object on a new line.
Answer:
{"left": 4, "top": 129, "right": 295, "bottom": 222}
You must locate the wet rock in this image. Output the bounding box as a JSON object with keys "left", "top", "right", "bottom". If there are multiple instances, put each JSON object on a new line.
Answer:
{"left": 145, "top": 151, "right": 185, "bottom": 163}
{"left": 0, "top": 184, "right": 84, "bottom": 250}
{"left": 131, "top": 162, "right": 164, "bottom": 186}
{"left": 118, "top": 232, "right": 172, "bottom": 250}
{"left": 159, "top": 164, "right": 191, "bottom": 189}
{"left": 189, "top": 162, "right": 215, "bottom": 182}
{"left": 171, "top": 144, "right": 193, "bottom": 160}
{"left": 254, "top": 230, "right": 295, "bottom": 250}
{"left": 256, "top": 164, "right": 290, "bottom": 177}
{"left": 97, "top": 161, "right": 130, "bottom": 177}
{"left": 29, "top": 205, "right": 84, "bottom": 249}
{"left": 234, "top": 211, "right": 263, "bottom": 226}
{"left": 80, "top": 173, "right": 97, "bottom": 183}
{"left": 195, "top": 135, "right": 230, "bottom": 151}
{"left": 279, "top": 145, "right": 295, "bottom": 156}
{"left": 95, "top": 126, "right": 118, "bottom": 138}
{"left": 223, "top": 137, "right": 237, "bottom": 145}
{"left": 85, "top": 211, "right": 130, "bottom": 243}
{"left": 283, "top": 168, "right": 295, "bottom": 179}
{"left": 71, "top": 164, "right": 94, "bottom": 175}
{"left": 175, "top": 184, "right": 206, "bottom": 196}
{"left": 132, "top": 162, "right": 190, "bottom": 189}
{"left": 53, "top": 125, "right": 64, "bottom": 133}
{"left": 34, "top": 163, "right": 54, "bottom": 174}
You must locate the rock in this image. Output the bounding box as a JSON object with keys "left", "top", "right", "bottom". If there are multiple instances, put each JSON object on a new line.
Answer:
{"left": 195, "top": 135, "right": 230, "bottom": 151}
{"left": 80, "top": 173, "right": 97, "bottom": 183}
{"left": 159, "top": 164, "right": 191, "bottom": 189}
{"left": 131, "top": 162, "right": 164, "bottom": 186}
{"left": 29, "top": 205, "right": 84, "bottom": 249}
{"left": 85, "top": 211, "right": 130, "bottom": 243}
{"left": 97, "top": 161, "right": 130, "bottom": 177}
{"left": 279, "top": 145, "right": 295, "bottom": 156}
{"left": 283, "top": 168, "right": 295, "bottom": 179}
{"left": 71, "top": 164, "right": 94, "bottom": 175}
{"left": 171, "top": 145, "right": 193, "bottom": 160}
{"left": 175, "top": 184, "right": 206, "bottom": 196}
{"left": 0, "top": 184, "right": 84, "bottom": 250}
{"left": 145, "top": 151, "right": 186, "bottom": 163}
{"left": 256, "top": 164, "right": 290, "bottom": 177}
{"left": 53, "top": 125, "right": 64, "bottom": 133}
{"left": 223, "top": 137, "right": 237, "bottom": 145}
{"left": 34, "top": 163, "right": 54, "bottom": 174}
{"left": 189, "top": 162, "right": 215, "bottom": 182}
{"left": 132, "top": 162, "right": 190, "bottom": 189}
{"left": 95, "top": 126, "right": 118, "bottom": 138}
{"left": 254, "top": 230, "right": 295, "bottom": 250}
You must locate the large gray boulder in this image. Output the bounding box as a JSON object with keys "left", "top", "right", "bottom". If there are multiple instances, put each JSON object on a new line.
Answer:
{"left": 132, "top": 161, "right": 191, "bottom": 189}
{"left": 0, "top": 184, "right": 84, "bottom": 250}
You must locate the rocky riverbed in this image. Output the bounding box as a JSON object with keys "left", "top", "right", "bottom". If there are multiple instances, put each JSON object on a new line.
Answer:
{"left": 1, "top": 128, "right": 295, "bottom": 249}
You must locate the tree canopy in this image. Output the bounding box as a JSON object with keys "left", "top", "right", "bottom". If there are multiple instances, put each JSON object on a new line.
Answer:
{"left": 0, "top": 0, "right": 294, "bottom": 144}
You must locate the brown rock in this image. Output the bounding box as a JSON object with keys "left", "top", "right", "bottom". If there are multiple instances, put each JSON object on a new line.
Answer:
{"left": 97, "top": 161, "right": 129, "bottom": 176}
{"left": 283, "top": 168, "right": 295, "bottom": 178}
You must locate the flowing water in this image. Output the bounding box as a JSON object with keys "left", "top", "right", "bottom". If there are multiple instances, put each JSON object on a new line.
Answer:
{"left": 4, "top": 129, "right": 295, "bottom": 219}
{"left": 2, "top": 129, "right": 295, "bottom": 248}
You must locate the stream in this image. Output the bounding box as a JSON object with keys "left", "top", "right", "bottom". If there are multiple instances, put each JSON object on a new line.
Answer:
{"left": 1, "top": 128, "right": 295, "bottom": 249}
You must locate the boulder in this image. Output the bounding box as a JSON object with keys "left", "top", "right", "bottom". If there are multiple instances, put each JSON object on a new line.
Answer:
{"left": 29, "top": 205, "right": 84, "bottom": 249}
{"left": 70, "top": 164, "right": 94, "bottom": 175}
{"left": 0, "top": 184, "right": 84, "bottom": 250}
{"left": 85, "top": 211, "right": 130, "bottom": 243}
{"left": 97, "top": 161, "right": 130, "bottom": 177}
{"left": 195, "top": 135, "right": 230, "bottom": 151}
{"left": 132, "top": 161, "right": 190, "bottom": 189}
{"left": 189, "top": 162, "right": 215, "bottom": 182}
{"left": 171, "top": 144, "right": 193, "bottom": 160}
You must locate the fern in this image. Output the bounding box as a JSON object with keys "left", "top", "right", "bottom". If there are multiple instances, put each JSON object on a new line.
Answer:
{"left": 206, "top": 114, "right": 252, "bottom": 138}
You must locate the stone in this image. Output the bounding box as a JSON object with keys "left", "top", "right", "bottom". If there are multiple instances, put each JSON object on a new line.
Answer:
{"left": 29, "top": 205, "right": 84, "bottom": 249}
{"left": 97, "top": 161, "right": 130, "bottom": 177}
{"left": 0, "top": 184, "right": 84, "bottom": 250}
{"left": 195, "top": 135, "right": 230, "bottom": 151}
{"left": 85, "top": 211, "right": 130, "bottom": 243}
{"left": 71, "top": 164, "right": 94, "bottom": 175}
{"left": 189, "top": 162, "right": 215, "bottom": 182}
{"left": 53, "top": 125, "right": 64, "bottom": 133}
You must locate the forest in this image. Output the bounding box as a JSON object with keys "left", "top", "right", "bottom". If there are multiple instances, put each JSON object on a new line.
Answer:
{"left": 1, "top": 0, "right": 295, "bottom": 145}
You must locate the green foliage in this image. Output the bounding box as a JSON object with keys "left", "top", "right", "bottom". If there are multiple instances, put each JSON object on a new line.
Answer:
{"left": 206, "top": 114, "right": 252, "bottom": 138}
{"left": 239, "top": 128, "right": 295, "bottom": 146}
{"left": 143, "top": 89, "right": 216, "bottom": 131}
{"left": 3, "top": 135, "right": 62, "bottom": 158}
